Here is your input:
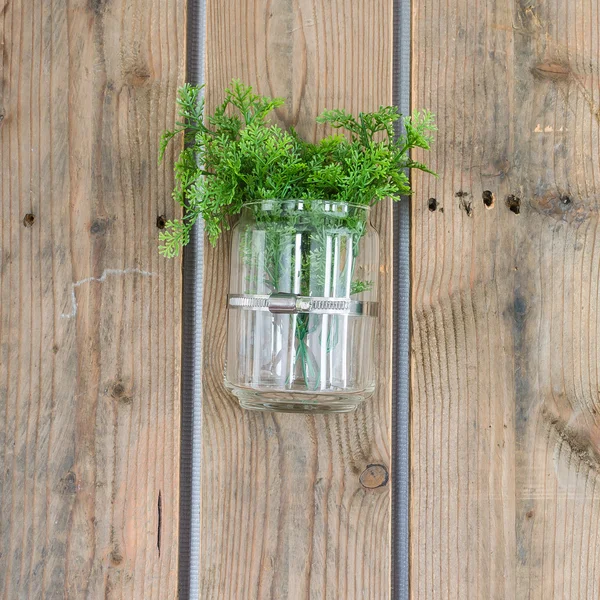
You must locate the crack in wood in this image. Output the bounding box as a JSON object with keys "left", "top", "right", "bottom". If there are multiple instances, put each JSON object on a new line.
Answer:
{"left": 157, "top": 491, "right": 162, "bottom": 557}
{"left": 61, "top": 268, "right": 154, "bottom": 319}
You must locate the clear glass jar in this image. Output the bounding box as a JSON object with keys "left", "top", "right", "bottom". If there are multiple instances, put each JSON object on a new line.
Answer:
{"left": 224, "top": 199, "right": 379, "bottom": 413}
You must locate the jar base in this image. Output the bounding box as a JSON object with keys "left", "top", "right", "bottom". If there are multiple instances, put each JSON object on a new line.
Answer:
{"left": 226, "top": 384, "right": 373, "bottom": 414}
{"left": 239, "top": 398, "right": 358, "bottom": 414}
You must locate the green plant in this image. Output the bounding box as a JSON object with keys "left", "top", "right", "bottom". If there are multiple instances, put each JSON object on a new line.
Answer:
{"left": 158, "top": 79, "right": 435, "bottom": 257}
{"left": 159, "top": 80, "right": 434, "bottom": 390}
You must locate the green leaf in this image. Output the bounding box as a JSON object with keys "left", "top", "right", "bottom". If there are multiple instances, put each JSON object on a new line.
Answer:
{"left": 158, "top": 80, "right": 436, "bottom": 255}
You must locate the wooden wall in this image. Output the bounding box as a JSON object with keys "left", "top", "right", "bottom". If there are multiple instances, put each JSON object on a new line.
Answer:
{"left": 0, "top": 0, "right": 184, "bottom": 597}
{"left": 411, "top": 0, "right": 600, "bottom": 598}
{"left": 200, "top": 1, "right": 394, "bottom": 598}
{"left": 3, "top": 0, "right": 600, "bottom": 598}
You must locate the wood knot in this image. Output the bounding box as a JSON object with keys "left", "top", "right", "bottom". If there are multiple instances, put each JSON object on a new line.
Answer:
{"left": 428, "top": 198, "right": 438, "bottom": 212}
{"left": 23, "top": 213, "right": 35, "bottom": 227}
{"left": 88, "top": 0, "right": 107, "bottom": 16}
{"left": 532, "top": 62, "right": 571, "bottom": 81}
{"left": 110, "top": 549, "right": 123, "bottom": 565}
{"left": 60, "top": 471, "right": 78, "bottom": 495}
{"left": 359, "top": 464, "right": 389, "bottom": 489}
{"left": 542, "top": 406, "right": 600, "bottom": 474}
{"left": 531, "top": 188, "right": 596, "bottom": 224}
{"left": 90, "top": 218, "right": 110, "bottom": 235}
{"left": 111, "top": 382, "right": 125, "bottom": 397}
{"left": 110, "top": 381, "right": 133, "bottom": 404}
{"left": 125, "top": 65, "right": 152, "bottom": 87}
{"left": 156, "top": 215, "right": 167, "bottom": 229}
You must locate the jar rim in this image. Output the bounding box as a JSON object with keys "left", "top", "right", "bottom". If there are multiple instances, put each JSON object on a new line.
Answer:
{"left": 242, "top": 199, "right": 371, "bottom": 211}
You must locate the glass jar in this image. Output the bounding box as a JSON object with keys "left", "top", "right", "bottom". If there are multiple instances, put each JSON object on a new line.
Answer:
{"left": 224, "top": 199, "right": 379, "bottom": 413}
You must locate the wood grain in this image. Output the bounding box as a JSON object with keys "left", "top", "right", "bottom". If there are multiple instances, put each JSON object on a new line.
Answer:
{"left": 201, "top": 1, "right": 393, "bottom": 598}
{"left": 411, "top": 0, "right": 600, "bottom": 597}
{"left": 0, "top": 0, "right": 185, "bottom": 597}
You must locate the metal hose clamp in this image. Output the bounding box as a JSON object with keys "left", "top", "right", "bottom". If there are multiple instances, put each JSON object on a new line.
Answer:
{"left": 228, "top": 292, "right": 378, "bottom": 317}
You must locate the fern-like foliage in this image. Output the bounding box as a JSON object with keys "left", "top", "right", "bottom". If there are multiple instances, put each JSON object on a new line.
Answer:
{"left": 159, "top": 79, "right": 436, "bottom": 256}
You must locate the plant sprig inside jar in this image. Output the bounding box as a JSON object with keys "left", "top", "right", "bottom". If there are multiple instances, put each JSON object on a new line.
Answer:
{"left": 159, "top": 80, "right": 435, "bottom": 407}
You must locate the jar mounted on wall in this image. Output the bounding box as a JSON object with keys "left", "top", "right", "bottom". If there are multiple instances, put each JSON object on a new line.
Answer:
{"left": 225, "top": 199, "right": 379, "bottom": 413}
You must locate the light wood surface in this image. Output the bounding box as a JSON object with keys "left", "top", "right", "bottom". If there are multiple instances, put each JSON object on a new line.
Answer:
{"left": 0, "top": 0, "right": 184, "bottom": 597}
{"left": 411, "top": 0, "right": 600, "bottom": 597}
{"left": 200, "top": 1, "right": 393, "bottom": 598}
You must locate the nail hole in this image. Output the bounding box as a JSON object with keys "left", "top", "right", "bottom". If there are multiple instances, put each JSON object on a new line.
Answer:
{"left": 23, "top": 213, "right": 35, "bottom": 227}
{"left": 482, "top": 190, "right": 495, "bottom": 208}
{"left": 560, "top": 195, "right": 572, "bottom": 205}
{"left": 428, "top": 198, "right": 438, "bottom": 212}
{"left": 156, "top": 215, "right": 167, "bottom": 229}
{"left": 506, "top": 195, "right": 521, "bottom": 214}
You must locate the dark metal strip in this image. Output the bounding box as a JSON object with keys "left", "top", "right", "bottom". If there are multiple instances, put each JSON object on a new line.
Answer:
{"left": 392, "top": 0, "right": 412, "bottom": 598}
{"left": 179, "top": 0, "right": 206, "bottom": 598}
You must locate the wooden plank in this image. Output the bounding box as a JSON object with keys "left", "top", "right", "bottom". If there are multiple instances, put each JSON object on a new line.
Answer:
{"left": 201, "top": 1, "right": 393, "bottom": 597}
{"left": 411, "top": 0, "right": 600, "bottom": 597}
{"left": 0, "top": 0, "right": 184, "bottom": 597}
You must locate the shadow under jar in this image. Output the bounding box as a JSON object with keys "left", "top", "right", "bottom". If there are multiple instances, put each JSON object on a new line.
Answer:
{"left": 225, "top": 199, "right": 379, "bottom": 413}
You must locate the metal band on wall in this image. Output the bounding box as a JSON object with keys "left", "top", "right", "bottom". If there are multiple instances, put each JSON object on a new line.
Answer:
{"left": 179, "top": 0, "right": 206, "bottom": 598}
{"left": 392, "top": 0, "right": 412, "bottom": 598}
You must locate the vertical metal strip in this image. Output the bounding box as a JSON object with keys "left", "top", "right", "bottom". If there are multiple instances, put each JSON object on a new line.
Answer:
{"left": 392, "top": 0, "right": 411, "bottom": 598}
{"left": 179, "top": 0, "right": 206, "bottom": 598}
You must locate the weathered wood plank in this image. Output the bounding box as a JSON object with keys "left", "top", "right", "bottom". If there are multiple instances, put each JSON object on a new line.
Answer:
{"left": 0, "top": 0, "right": 185, "bottom": 597}
{"left": 411, "top": 0, "right": 600, "bottom": 597}
{"left": 201, "top": 1, "right": 393, "bottom": 598}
